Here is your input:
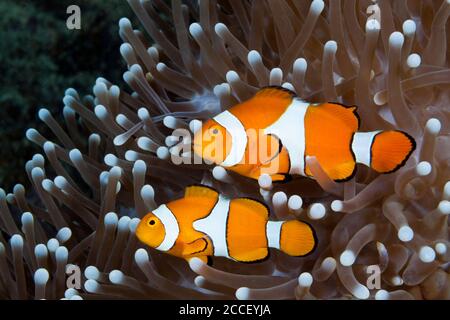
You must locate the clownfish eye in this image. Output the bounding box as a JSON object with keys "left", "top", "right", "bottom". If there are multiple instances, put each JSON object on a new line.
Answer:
{"left": 148, "top": 219, "right": 156, "bottom": 226}
{"left": 212, "top": 128, "right": 219, "bottom": 135}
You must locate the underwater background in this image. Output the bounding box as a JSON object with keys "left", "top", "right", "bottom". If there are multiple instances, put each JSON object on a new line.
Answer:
{"left": 0, "top": 0, "right": 136, "bottom": 189}
{"left": 0, "top": 0, "right": 449, "bottom": 300}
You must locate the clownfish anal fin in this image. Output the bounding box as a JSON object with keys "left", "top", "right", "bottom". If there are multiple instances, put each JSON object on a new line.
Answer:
{"left": 232, "top": 198, "right": 269, "bottom": 220}
{"left": 184, "top": 185, "right": 219, "bottom": 199}
{"left": 329, "top": 161, "right": 356, "bottom": 182}
{"left": 182, "top": 238, "right": 209, "bottom": 256}
{"left": 233, "top": 247, "right": 269, "bottom": 263}
{"left": 271, "top": 173, "right": 292, "bottom": 183}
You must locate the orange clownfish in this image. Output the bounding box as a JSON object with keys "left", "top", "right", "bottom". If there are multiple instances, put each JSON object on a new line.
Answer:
{"left": 193, "top": 86, "right": 416, "bottom": 182}
{"left": 135, "top": 185, "right": 317, "bottom": 264}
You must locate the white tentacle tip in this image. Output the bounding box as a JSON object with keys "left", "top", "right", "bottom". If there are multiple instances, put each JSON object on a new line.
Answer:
{"left": 402, "top": 20, "right": 416, "bottom": 36}
{"left": 419, "top": 246, "right": 436, "bottom": 263}
{"left": 235, "top": 287, "right": 250, "bottom": 300}
{"left": 434, "top": 242, "right": 447, "bottom": 255}
{"left": 212, "top": 166, "right": 229, "bottom": 182}
{"left": 133, "top": 159, "right": 147, "bottom": 174}
{"left": 352, "top": 285, "right": 370, "bottom": 300}
{"left": 46, "top": 238, "right": 59, "bottom": 252}
{"left": 55, "top": 246, "right": 68, "bottom": 261}
{"left": 214, "top": 23, "right": 228, "bottom": 37}
{"left": 84, "top": 279, "right": 99, "bottom": 293}
{"left": 163, "top": 116, "right": 177, "bottom": 129}
{"left": 407, "top": 53, "right": 421, "bottom": 68}
{"left": 226, "top": 70, "right": 240, "bottom": 83}
{"left": 104, "top": 212, "right": 119, "bottom": 226}
{"left": 425, "top": 118, "right": 441, "bottom": 135}
{"left": 84, "top": 265, "right": 100, "bottom": 280}
{"left": 21, "top": 212, "right": 34, "bottom": 225}
{"left": 118, "top": 17, "right": 132, "bottom": 29}
{"left": 310, "top": 0, "right": 325, "bottom": 14}
{"left": 34, "top": 268, "right": 50, "bottom": 285}
{"left": 56, "top": 227, "right": 72, "bottom": 243}
{"left": 340, "top": 250, "right": 356, "bottom": 266}
{"left": 189, "top": 23, "right": 203, "bottom": 37}
{"left": 416, "top": 161, "right": 432, "bottom": 176}
{"left": 331, "top": 200, "right": 344, "bottom": 212}
{"left": 324, "top": 40, "right": 338, "bottom": 53}
{"left": 438, "top": 200, "right": 450, "bottom": 215}
{"left": 64, "top": 288, "right": 79, "bottom": 299}
{"left": 258, "top": 174, "right": 272, "bottom": 189}
{"left": 397, "top": 226, "right": 414, "bottom": 242}
{"left": 308, "top": 203, "right": 326, "bottom": 220}
{"left": 156, "top": 146, "right": 170, "bottom": 160}
{"left": 375, "top": 290, "right": 389, "bottom": 300}
{"left": 129, "top": 218, "right": 141, "bottom": 233}
{"left": 38, "top": 108, "right": 51, "bottom": 121}
{"left": 293, "top": 58, "right": 307, "bottom": 72}
{"left": 247, "top": 50, "right": 262, "bottom": 64}
{"left": 288, "top": 195, "right": 303, "bottom": 211}
{"left": 188, "top": 257, "right": 206, "bottom": 273}
{"left": 109, "top": 270, "right": 124, "bottom": 284}
{"left": 366, "top": 19, "right": 380, "bottom": 32}
{"left": 134, "top": 248, "right": 149, "bottom": 264}
{"left": 10, "top": 234, "right": 24, "bottom": 248}
{"left": 298, "top": 272, "right": 313, "bottom": 287}
{"left": 389, "top": 32, "right": 404, "bottom": 48}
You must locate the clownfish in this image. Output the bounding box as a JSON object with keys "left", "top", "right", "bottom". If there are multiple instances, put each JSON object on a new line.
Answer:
{"left": 135, "top": 185, "right": 317, "bottom": 264}
{"left": 193, "top": 86, "right": 416, "bottom": 182}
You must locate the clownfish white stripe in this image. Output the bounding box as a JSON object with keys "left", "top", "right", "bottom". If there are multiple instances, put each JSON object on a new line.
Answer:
{"left": 264, "top": 98, "right": 309, "bottom": 176}
{"left": 152, "top": 204, "right": 179, "bottom": 252}
{"left": 266, "top": 221, "right": 283, "bottom": 250}
{"left": 213, "top": 111, "right": 247, "bottom": 167}
{"left": 193, "top": 195, "right": 230, "bottom": 258}
{"left": 351, "top": 131, "right": 381, "bottom": 167}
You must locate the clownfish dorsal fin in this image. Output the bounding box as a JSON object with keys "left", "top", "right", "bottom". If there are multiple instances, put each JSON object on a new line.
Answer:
{"left": 316, "top": 102, "right": 361, "bottom": 131}
{"left": 184, "top": 185, "right": 219, "bottom": 199}
{"left": 254, "top": 86, "right": 296, "bottom": 101}
{"left": 233, "top": 198, "right": 270, "bottom": 220}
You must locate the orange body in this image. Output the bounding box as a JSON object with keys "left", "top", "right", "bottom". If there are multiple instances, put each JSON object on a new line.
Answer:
{"left": 193, "top": 86, "right": 416, "bottom": 182}
{"left": 136, "top": 185, "right": 317, "bottom": 264}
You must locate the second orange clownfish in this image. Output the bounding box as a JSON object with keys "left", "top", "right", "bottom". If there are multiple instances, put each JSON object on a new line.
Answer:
{"left": 136, "top": 185, "right": 317, "bottom": 264}
{"left": 193, "top": 86, "right": 416, "bottom": 182}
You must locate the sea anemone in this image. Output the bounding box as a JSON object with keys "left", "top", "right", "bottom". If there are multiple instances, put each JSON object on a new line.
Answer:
{"left": 0, "top": 0, "right": 449, "bottom": 300}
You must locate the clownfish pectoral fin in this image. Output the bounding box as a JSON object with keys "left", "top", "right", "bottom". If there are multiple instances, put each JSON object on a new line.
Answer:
{"left": 182, "top": 238, "right": 209, "bottom": 256}
{"left": 233, "top": 198, "right": 269, "bottom": 220}
{"left": 184, "top": 185, "right": 219, "bottom": 199}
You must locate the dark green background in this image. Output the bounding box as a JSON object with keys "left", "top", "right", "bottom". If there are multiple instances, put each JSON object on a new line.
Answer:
{"left": 0, "top": 0, "right": 137, "bottom": 189}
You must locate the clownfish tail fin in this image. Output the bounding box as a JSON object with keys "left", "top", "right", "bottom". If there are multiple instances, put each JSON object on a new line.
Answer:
{"left": 268, "top": 220, "right": 316, "bottom": 257}
{"left": 370, "top": 130, "right": 416, "bottom": 173}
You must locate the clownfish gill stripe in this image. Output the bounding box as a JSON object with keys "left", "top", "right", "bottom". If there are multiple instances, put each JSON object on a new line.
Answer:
{"left": 213, "top": 111, "right": 247, "bottom": 167}
{"left": 351, "top": 131, "right": 381, "bottom": 167}
{"left": 264, "top": 99, "right": 309, "bottom": 176}
{"left": 266, "top": 221, "right": 283, "bottom": 249}
{"left": 152, "top": 204, "right": 179, "bottom": 252}
{"left": 193, "top": 195, "right": 230, "bottom": 258}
